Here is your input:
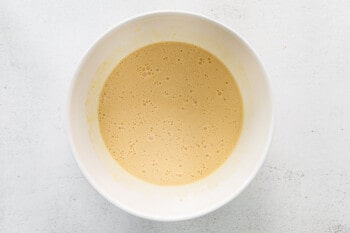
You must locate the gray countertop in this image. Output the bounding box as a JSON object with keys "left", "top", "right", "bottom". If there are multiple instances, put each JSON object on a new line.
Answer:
{"left": 1, "top": 1, "right": 350, "bottom": 232}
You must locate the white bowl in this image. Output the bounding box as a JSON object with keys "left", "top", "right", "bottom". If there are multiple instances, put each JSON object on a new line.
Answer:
{"left": 67, "top": 11, "right": 274, "bottom": 221}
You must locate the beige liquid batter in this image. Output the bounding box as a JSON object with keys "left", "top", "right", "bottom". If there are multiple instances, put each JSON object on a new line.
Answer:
{"left": 98, "top": 42, "right": 243, "bottom": 186}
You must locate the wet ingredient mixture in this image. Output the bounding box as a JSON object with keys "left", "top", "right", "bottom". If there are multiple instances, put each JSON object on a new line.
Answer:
{"left": 98, "top": 42, "right": 243, "bottom": 185}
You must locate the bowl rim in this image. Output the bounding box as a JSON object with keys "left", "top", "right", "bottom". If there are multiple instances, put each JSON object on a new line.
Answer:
{"left": 66, "top": 10, "right": 275, "bottom": 221}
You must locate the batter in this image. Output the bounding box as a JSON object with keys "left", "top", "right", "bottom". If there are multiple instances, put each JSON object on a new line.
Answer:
{"left": 98, "top": 42, "right": 243, "bottom": 185}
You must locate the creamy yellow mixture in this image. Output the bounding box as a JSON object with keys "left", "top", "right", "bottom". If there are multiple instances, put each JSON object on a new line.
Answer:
{"left": 98, "top": 42, "right": 243, "bottom": 185}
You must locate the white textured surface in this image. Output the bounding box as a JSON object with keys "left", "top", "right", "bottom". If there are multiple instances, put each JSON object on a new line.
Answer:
{"left": 1, "top": 0, "right": 350, "bottom": 232}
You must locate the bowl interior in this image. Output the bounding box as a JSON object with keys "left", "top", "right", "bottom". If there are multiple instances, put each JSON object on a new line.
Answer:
{"left": 68, "top": 12, "right": 273, "bottom": 221}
